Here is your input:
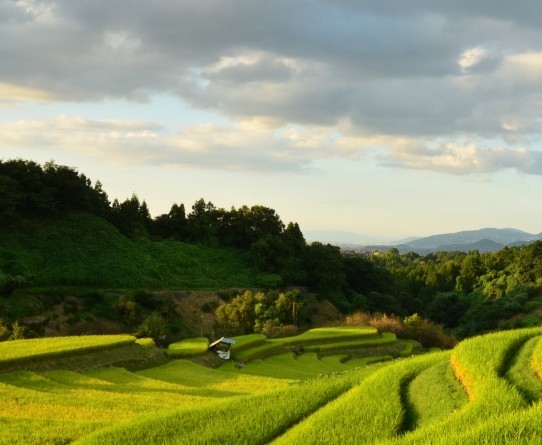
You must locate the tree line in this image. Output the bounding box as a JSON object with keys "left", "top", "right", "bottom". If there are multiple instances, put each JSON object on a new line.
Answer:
{"left": 344, "top": 245, "right": 542, "bottom": 338}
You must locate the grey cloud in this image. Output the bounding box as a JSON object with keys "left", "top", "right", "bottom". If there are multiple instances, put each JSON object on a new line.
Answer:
{"left": 0, "top": 0, "right": 466, "bottom": 99}
{"left": 3, "top": 0, "right": 542, "bottom": 175}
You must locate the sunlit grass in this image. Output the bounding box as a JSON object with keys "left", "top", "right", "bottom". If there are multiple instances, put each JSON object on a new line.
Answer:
{"left": 165, "top": 337, "right": 208, "bottom": 358}
{"left": 272, "top": 353, "right": 444, "bottom": 445}
{"left": 304, "top": 332, "right": 397, "bottom": 353}
{"left": 503, "top": 335, "right": 542, "bottom": 403}
{"left": 140, "top": 359, "right": 287, "bottom": 395}
{"left": 531, "top": 333, "right": 542, "bottom": 378}
{"left": 0, "top": 335, "right": 136, "bottom": 367}
{"left": 230, "top": 333, "right": 267, "bottom": 354}
{"left": 73, "top": 367, "right": 367, "bottom": 445}
{"left": 378, "top": 327, "right": 542, "bottom": 445}
{"left": 286, "top": 325, "right": 378, "bottom": 341}
{"left": 228, "top": 352, "right": 356, "bottom": 380}
{"left": 233, "top": 326, "right": 382, "bottom": 362}
{"left": 405, "top": 358, "right": 468, "bottom": 429}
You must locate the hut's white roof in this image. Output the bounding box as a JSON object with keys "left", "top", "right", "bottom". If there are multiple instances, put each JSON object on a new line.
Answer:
{"left": 208, "top": 337, "right": 236, "bottom": 348}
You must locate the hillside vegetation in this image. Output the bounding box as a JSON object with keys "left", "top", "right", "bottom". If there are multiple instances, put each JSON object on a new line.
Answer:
{"left": 0, "top": 212, "right": 263, "bottom": 290}
{"left": 3, "top": 158, "right": 542, "bottom": 341}
{"left": 1, "top": 327, "right": 542, "bottom": 443}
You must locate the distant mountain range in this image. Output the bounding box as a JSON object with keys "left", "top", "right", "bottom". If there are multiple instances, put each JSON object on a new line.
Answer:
{"left": 303, "top": 230, "right": 398, "bottom": 246}
{"left": 342, "top": 228, "right": 542, "bottom": 254}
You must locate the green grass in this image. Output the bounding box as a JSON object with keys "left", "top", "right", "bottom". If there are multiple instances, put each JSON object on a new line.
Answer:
{"left": 233, "top": 341, "right": 286, "bottom": 362}
{"left": 0, "top": 334, "right": 136, "bottom": 367}
{"left": 380, "top": 327, "right": 542, "bottom": 445}
{"left": 405, "top": 359, "right": 468, "bottom": 429}
{"left": 504, "top": 335, "right": 542, "bottom": 402}
{"left": 280, "top": 326, "right": 378, "bottom": 345}
{"left": 73, "top": 370, "right": 362, "bottom": 445}
{"left": 225, "top": 352, "right": 352, "bottom": 380}
{"left": 232, "top": 326, "right": 383, "bottom": 362}
{"left": 230, "top": 334, "right": 267, "bottom": 354}
{"left": 531, "top": 333, "right": 542, "bottom": 378}
{"left": 271, "top": 353, "right": 444, "bottom": 445}
{"left": 166, "top": 337, "right": 209, "bottom": 358}
{"left": 303, "top": 332, "right": 397, "bottom": 353}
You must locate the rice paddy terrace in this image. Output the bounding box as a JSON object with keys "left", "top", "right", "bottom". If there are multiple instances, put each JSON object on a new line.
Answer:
{"left": 2, "top": 326, "right": 542, "bottom": 444}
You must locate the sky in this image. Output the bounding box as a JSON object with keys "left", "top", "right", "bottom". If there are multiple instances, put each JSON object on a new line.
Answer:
{"left": 2, "top": 0, "right": 542, "bottom": 243}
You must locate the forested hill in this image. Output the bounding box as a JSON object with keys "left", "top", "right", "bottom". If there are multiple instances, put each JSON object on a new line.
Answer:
{"left": 0, "top": 158, "right": 345, "bottom": 293}
{"left": 3, "top": 158, "right": 542, "bottom": 341}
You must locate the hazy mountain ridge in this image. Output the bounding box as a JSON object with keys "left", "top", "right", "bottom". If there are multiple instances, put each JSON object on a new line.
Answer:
{"left": 342, "top": 228, "right": 542, "bottom": 254}
{"left": 403, "top": 228, "right": 539, "bottom": 249}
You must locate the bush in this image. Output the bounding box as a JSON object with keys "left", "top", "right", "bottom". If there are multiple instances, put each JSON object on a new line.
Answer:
{"left": 257, "top": 273, "right": 283, "bottom": 289}
{"left": 404, "top": 313, "right": 457, "bottom": 349}
{"left": 201, "top": 299, "right": 219, "bottom": 313}
{"left": 9, "top": 321, "right": 26, "bottom": 340}
{"left": 345, "top": 312, "right": 408, "bottom": 338}
{"left": 136, "top": 312, "right": 167, "bottom": 345}
{"left": 344, "top": 311, "right": 457, "bottom": 349}
{"left": 114, "top": 296, "right": 141, "bottom": 327}
{"left": 132, "top": 290, "right": 159, "bottom": 311}
{"left": 278, "top": 325, "right": 300, "bottom": 338}
{"left": 0, "top": 319, "right": 9, "bottom": 341}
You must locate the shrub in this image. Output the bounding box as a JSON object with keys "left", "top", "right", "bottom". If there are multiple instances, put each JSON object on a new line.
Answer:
{"left": 0, "top": 318, "right": 9, "bottom": 341}
{"left": 344, "top": 311, "right": 457, "bottom": 349}
{"left": 201, "top": 300, "right": 219, "bottom": 313}
{"left": 278, "top": 324, "right": 300, "bottom": 338}
{"left": 136, "top": 313, "right": 167, "bottom": 344}
{"left": 9, "top": 320, "right": 26, "bottom": 340}
{"left": 256, "top": 273, "right": 283, "bottom": 289}
{"left": 345, "top": 312, "right": 407, "bottom": 338}
{"left": 404, "top": 313, "right": 458, "bottom": 349}
{"left": 132, "top": 290, "right": 159, "bottom": 311}
{"left": 114, "top": 296, "right": 140, "bottom": 326}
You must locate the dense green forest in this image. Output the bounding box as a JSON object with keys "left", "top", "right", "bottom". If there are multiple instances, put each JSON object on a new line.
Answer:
{"left": 1, "top": 158, "right": 542, "bottom": 340}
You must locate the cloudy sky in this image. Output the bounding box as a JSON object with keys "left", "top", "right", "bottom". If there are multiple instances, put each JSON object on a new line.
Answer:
{"left": 2, "top": 0, "right": 542, "bottom": 242}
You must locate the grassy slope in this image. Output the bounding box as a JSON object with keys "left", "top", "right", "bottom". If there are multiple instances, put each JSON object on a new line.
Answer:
{"left": 0, "top": 212, "right": 264, "bottom": 289}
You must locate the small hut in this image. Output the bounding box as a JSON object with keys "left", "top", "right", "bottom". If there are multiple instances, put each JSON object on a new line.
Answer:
{"left": 208, "top": 337, "right": 236, "bottom": 359}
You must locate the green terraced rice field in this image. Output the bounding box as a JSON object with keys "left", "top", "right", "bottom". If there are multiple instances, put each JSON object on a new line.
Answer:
{"left": 165, "top": 337, "right": 209, "bottom": 358}
{"left": 231, "top": 326, "right": 388, "bottom": 362}
{"left": 0, "top": 335, "right": 136, "bottom": 366}
{"left": 2, "top": 327, "right": 542, "bottom": 444}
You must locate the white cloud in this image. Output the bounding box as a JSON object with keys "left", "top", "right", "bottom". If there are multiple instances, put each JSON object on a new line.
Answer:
{"left": 0, "top": 82, "right": 53, "bottom": 106}
{"left": 0, "top": 116, "right": 361, "bottom": 171}
{"left": 383, "top": 140, "right": 542, "bottom": 175}
{"left": 458, "top": 46, "right": 498, "bottom": 73}
{"left": 14, "top": 0, "right": 56, "bottom": 23}
{"left": 103, "top": 31, "right": 141, "bottom": 53}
